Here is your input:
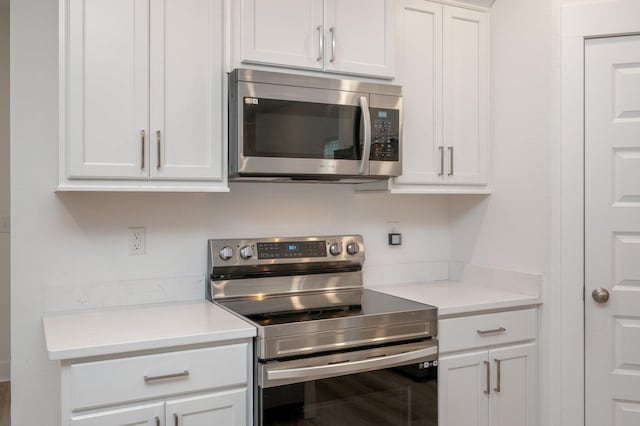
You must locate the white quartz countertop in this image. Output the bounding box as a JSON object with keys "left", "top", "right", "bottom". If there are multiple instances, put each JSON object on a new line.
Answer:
{"left": 375, "top": 265, "right": 542, "bottom": 317}
{"left": 43, "top": 301, "right": 256, "bottom": 361}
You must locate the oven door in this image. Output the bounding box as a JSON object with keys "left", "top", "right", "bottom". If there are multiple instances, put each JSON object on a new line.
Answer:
{"left": 258, "top": 340, "right": 438, "bottom": 426}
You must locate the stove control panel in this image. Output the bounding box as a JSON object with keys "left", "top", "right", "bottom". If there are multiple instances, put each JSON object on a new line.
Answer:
{"left": 209, "top": 235, "right": 364, "bottom": 267}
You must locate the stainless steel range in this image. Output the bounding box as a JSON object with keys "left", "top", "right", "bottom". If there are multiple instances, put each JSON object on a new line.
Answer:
{"left": 207, "top": 235, "right": 438, "bottom": 425}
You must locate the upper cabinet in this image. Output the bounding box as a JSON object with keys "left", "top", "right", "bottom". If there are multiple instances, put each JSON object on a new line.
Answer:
{"left": 238, "top": 0, "right": 396, "bottom": 79}
{"left": 359, "top": 0, "right": 490, "bottom": 194}
{"left": 59, "top": 0, "right": 228, "bottom": 192}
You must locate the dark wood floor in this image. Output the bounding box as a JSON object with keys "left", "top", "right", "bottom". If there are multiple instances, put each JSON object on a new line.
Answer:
{"left": 0, "top": 381, "right": 9, "bottom": 426}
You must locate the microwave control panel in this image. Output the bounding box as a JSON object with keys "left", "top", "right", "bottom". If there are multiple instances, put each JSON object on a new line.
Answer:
{"left": 370, "top": 108, "right": 400, "bottom": 162}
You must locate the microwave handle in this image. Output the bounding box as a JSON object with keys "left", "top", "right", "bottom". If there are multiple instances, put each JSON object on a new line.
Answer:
{"left": 358, "top": 96, "right": 371, "bottom": 174}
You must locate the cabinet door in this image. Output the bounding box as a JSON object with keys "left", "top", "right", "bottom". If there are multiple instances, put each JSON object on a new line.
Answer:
{"left": 166, "top": 389, "right": 247, "bottom": 426}
{"left": 240, "top": 0, "right": 324, "bottom": 70}
{"left": 324, "top": 0, "right": 395, "bottom": 78}
{"left": 394, "top": 0, "right": 443, "bottom": 185}
{"left": 443, "top": 6, "right": 489, "bottom": 185}
{"left": 66, "top": 0, "right": 149, "bottom": 179}
{"left": 489, "top": 344, "right": 537, "bottom": 426}
{"left": 70, "top": 402, "right": 164, "bottom": 426}
{"left": 439, "top": 351, "right": 489, "bottom": 426}
{"left": 149, "top": 0, "right": 224, "bottom": 180}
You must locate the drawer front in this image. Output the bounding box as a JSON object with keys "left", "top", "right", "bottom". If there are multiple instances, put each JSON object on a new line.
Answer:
{"left": 70, "top": 343, "right": 248, "bottom": 410}
{"left": 438, "top": 309, "right": 536, "bottom": 354}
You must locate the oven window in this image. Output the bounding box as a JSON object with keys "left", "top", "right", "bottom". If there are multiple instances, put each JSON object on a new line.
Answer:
{"left": 260, "top": 364, "right": 437, "bottom": 426}
{"left": 243, "top": 98, "right": 363, "bottom": 160}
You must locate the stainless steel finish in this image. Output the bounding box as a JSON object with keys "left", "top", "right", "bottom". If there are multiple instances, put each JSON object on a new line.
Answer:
{"left": 438, "top": 146, "right": 444, "bottom": 176}
{"left": 592, "top": 287, "right": 610, "bottom": 303}
{"left": 317, "top": 25, "right": 323, "bottom": 62}
{"left": 260, "top": 339, "right": 437, "bottom": 388}
{"left": 484, "top": 361, "right": 491, "bottom": 395}
{"left": 494, "top": 358, "right": 502, "bottom": 393}
{"left": 228, "top": 69, "right": 402, "bottom": 181}
{"left": 239, "top": 245, "right": 254, "bottom": 260}
{"left": 155, "top": 416, "right": 160, "bottom": 426}
{"left": 174, "top": 413, "right": 179, "bottom": 426}
{"left": 448, "top": 146, "right": 454, "bottom": 176}
{"left": 329, "top": 243, "right": 342, "bottom": 255}
{"left": 156, "top": 130, "right": 161, "bottom": 170}
{"left": 477, "top": 327, "right": 507, "bottom": 336}
{"left": 140, "top": 130, "right": 145, "bottom": 170}
{"left": 219, "top": 246, "right": 233, "bottom": 261}
{"left": 358, "top": 96, "right": 371, "bottom": 175}
{"left": 144, "top": 370, "right": 190, "bottom": 383}
{"left": 346, "top": 241, "right": 359, "bottom": 255}
{"left": 329, "top": 27, "right": 336, "bottom": 63}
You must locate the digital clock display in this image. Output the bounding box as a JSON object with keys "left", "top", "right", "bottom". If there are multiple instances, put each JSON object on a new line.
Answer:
{"left": 257, "top": 241, "right": 327, "bottom": 259}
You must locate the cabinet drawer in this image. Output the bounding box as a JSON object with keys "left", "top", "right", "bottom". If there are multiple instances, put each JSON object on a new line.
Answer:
{"left": 438, "top": 309, "right": 536, "bottom": 354}
{"left": 70, "top": 344, "right": 248, "bottom": 410}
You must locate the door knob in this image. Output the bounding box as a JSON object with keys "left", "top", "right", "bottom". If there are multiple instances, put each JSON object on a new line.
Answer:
{"left": 592, "top": 288, "right": 610, "bottom": 303}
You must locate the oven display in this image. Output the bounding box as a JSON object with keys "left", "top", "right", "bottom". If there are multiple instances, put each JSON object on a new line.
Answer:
{"left": 257, "top": 241, "right": 327, "bottom": 259}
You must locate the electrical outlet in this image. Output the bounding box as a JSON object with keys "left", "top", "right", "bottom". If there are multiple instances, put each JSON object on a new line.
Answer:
{"left": 128, "top": 227, "right": 145, "bottom": 255}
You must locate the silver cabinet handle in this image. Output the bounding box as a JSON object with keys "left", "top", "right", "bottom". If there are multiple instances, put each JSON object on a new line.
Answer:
{"left": 317, "top": 25, "right": 323, "bottom": 62}
{"left": 329, "top": 27, "right": 336, "bottom": 63}
{"left": 144, "top": 370, "right": 189, "bottom": 383}
{"left": 484, "top": 360, "right": 490, "bottom": 395}
{"left": 174, "top": 413, "right": 179, "bottom": 426}
{"left": 156, "top": 130, "right": 162, "bottom": 170}
{"left": 494, "top": 359, "right": 501, "bottom": 393}
{"left": 592, "top": 287, "right": 609, "bottom": 303}
{"left": 358, "top": 96, "right": 371, "bottom": 174}
{"left": 155, "top": 416, "right": 160, "bottom": 426}
{"left": 448, "top": 146, "right": 454, "bottom": 175}
{"left": 438, "top": 146, "right": 444, "bottom": 176}
{"left": 140, "top": 130, "right": 145, "bottom": 170}
{"left": 477, "top": 327, "right": 506, "bottom": 335}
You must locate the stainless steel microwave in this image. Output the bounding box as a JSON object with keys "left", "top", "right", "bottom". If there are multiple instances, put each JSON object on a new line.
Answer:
{"left": 228, "top": 69, "right": 402, "bottom": 182}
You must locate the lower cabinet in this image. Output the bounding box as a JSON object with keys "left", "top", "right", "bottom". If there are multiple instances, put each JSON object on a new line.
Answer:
{"left": 438, "top": 309, "right": 538, "bottom": 426}
{"left": 60, "top": 343, "right": 252, "bottom": 426}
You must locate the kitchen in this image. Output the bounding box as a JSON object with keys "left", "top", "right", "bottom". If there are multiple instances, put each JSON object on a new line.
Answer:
{"left": 4, "top": 0, "right": 638, "bottom": 425}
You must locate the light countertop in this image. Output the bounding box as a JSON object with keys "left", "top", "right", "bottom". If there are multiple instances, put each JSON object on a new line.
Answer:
{"left": 43, "top": 301, "right": 256, "bottom": 361}
{"left": 375, "top": 265, "right": 542, "bottom": 317}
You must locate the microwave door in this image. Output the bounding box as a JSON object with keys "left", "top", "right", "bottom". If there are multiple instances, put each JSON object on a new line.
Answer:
{"left": 235, "top": 82, "right": 370, "bottom": 178}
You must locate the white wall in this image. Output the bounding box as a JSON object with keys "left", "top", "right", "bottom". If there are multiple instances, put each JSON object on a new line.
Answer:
{"left": 448, "top": 0, "right": 554, "bottom": 424}
{"left": 0, "top": 4, "right": 10, "bottom": 383}
{"left": 10, "top": 1, "right": 450, "bottom": 423}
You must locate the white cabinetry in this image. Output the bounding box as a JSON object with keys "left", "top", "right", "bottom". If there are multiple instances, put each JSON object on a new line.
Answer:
{"left": 237, "top": 0, "right": 395, "bottom": 78}
{"left": 59, "top": 0, "right": 227, "bottom": 192}
{"left": 360, "top": 0, "right": 489, "bottom": 193}
{"left": 61, "top": 343, "right": 251, "bottom": 426}
{"left": 438, "top": 309, "right": 537, "bottom": 426}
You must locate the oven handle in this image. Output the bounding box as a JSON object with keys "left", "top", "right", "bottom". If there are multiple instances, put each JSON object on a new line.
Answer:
{"left": 358, "top": 95, "right": 371, "bottom": 175}
{"left": 265, "top": 345, "right": 437, "bottom": 384}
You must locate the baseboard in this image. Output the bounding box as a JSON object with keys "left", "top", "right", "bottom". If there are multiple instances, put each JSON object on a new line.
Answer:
{"left": 0, "top": 360, "right": 9, "bottom": 382}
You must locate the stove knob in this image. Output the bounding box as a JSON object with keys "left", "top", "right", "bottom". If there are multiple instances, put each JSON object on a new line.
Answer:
{"left": 346, "top": 242, "right": 359, "bottom": 255}
{"left": 329, "top": 243, "right": 343, "bottom": 256}
{"left": 219, "top": 246, "right": 234, "bottom": 261}
{"left": 240, "top": 245, "right": 254, "bottom": 260}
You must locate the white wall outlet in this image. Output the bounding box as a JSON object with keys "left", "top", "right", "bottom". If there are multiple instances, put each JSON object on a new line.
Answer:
{"left": 0, "top": 216, "right": 9, "bottom": 234}
{"left": 128, "top": 227, "right": 145, "bottom": 255}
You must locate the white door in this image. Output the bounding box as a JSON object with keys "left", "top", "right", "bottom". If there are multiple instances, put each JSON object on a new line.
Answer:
{"left": 585, "top": 35, "right": 640, "bottom": 426}
{"left": 443, "top": 6, "right": 488, "bottom": 185}
{"left": 70, "top": 402, "right": 164, "bottom": 426}
{"left": 67, "top": 0, "right": 149, "bottom": 179}
{"left": 149, "top": 0, "right": 224, "bottom": 180}
{"left": 439, "top": 351, "right": 489, "bottom": 426}
{"left": 166, "top": 389, "right": 246, "bottom": 426}
{"left": 489, "top": 343, "right": 537, "bottom": 426}
{"left": 394, "top": 0, "right": 443, "bottom": 185}
{"left": 240, "top": 0, "right": 324, "bottom": 70}
{"left": 324, "top": 0, "right": 395, "bottom": 78}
